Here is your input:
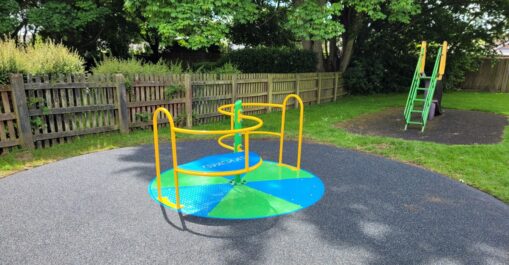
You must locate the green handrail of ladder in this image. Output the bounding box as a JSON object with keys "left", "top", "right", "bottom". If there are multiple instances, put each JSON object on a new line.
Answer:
{"left": 404, "top": 44, "right": 426, "bottom": 119}
{"left": 404, "top": 43, "right": 443, "bottom": 132}
{"left": 420, "top": 46, "right": 442, "bottom": 131}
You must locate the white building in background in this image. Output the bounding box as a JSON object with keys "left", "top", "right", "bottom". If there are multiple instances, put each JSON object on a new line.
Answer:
{"left": 495, "top": 41, "right": 509, "bottom": 56}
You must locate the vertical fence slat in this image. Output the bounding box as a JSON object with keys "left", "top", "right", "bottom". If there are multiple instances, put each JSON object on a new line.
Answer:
{"left": 317, "top": 73, "right": 322, "bottom": 104}
{"left": 115, "top": 74, "right": 129, "bottom": 133}
{"left": 185, "top": 74, "right": 193, "bottom": 128}
{"left": 231, "top": 74, "right": 237, "bottom": 103}
{"left": 267, "top": 74, "right": 273, "bottom": 112}
{"left": 10, "top": 74, "right": 34, "bottom": 149}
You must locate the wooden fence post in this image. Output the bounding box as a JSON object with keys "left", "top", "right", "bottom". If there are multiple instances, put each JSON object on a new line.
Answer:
{"left": 184, "top": 74, "right": 193, "bottom": 128}
{"left": 501, "top": 60, "right": 509, "bottom": 93}
{"left": 333, "top": 72, "right": 339, "bottom": 101}
{"left": 267, "top": 74, "right": 273, "bottom": 112}
{"left": 317, "top": 73, "right": 322, "bottom": 104}
{"left": 295, "top": 74, "right": 300, "bottom": 109}
{"left": 115, "top": 74, "right": 129, "bottom": 134}
{"left": 231, "top": 74, "right": 238, "bottom": 103}
{"left": 10, "top": 74, "right": 34, "bottom": 149}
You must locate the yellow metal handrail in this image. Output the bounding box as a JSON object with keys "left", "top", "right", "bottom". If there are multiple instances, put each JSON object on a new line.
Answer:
{"left": 152, "top": 94, "right": 304, "bottom": 210}
{"left": 419, "top": 41, "right": 427, "bottom": 75}
{"left": 280, "top": 95, "right": 304, "bottom": 169}
{"left": 438, "top": 41, "right": 448, "bottom": 80}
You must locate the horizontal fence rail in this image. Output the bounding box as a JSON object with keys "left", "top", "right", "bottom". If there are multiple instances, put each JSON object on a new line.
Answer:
{"left": 462, "top": 58, "right": 509, "bottom": 93}
{"left": 1, "top": 72, "right": 345, "bottom": 152}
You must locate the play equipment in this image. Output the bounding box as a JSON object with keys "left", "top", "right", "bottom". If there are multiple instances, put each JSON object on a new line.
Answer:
{"left": 404, "top": 41, "right": 448, "bottom": 132}
{"left": 148, "top": 94, "right": 325, "bottom": 219}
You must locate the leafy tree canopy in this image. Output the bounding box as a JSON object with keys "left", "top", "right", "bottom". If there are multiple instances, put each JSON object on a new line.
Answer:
{"left": 125, "top": 0, "right": 258, "bottom": 49}
{"left": 0, "top": 0, "right": 19, "bottom": 36}
{"left": 229, "top": 2, "right": 295, "bottom": 47}
{"left": 286, "top": 0, "right": 419, "bottom": 41}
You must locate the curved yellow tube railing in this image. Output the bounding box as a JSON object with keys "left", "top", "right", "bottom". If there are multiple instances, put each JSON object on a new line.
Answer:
{"left": 152, "top": 108, "right": 181, "bottom": 209}
{"left": 153, "top": 94, "right": 304, "bottom": 210}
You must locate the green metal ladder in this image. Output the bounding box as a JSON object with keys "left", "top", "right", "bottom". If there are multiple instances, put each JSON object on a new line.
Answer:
{"left": 404, "top": 43, "right": 443, "bottom": 132}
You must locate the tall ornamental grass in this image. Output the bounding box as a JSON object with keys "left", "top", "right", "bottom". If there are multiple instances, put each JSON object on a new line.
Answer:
{"left": 91, "top": 58, "right": 173, "bottom": 76}
{"left": 0, "top": 38, "right": 84, "bottom": 83}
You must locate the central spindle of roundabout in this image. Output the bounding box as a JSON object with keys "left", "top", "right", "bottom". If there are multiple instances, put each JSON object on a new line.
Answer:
{"left": 148, "top": 94, "right": 325, "bottom": 219}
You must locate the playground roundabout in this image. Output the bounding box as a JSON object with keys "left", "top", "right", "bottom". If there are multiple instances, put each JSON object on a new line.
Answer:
{"left": 1, "top": 140, "right": 509, "bottom": 264}
{"left": 1, "top": 95, "right": 509, "bottom": 264}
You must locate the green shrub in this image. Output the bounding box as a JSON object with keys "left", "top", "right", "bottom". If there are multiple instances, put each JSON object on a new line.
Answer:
{"left": 0, "top": 38, "right": 84, "bottom": 83}
{"left": 168, "top": 61, "right": 185, "bottom": 74}
{"left": 209, "top": 62, "right": 241, "bottom": 74}
{"left": 344, "top": 58, "right": 386, "bottom": 94}
{"left": 164, "top": 84, "right": 184, "bottom": 98}
{"left": 91, "top": 57, "right": 171, "bottom": 76}
{"left": 219, "top": 47, "right": 316, "bottom": 73}
{"left": 192, "top": 61, "right": 220, "bottom": 72}
{"left": 0, "top": 39, "right": 20, "bottom": 83}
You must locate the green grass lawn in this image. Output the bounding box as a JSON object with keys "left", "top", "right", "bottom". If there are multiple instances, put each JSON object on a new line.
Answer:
{"left": 1, "top": 91, "right": 508, "bottom": 202}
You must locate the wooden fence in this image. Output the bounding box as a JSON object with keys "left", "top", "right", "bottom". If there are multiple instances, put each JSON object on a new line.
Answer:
{"left": 462, "top": 58, "right": 509, "bottom": 92}
{"left": 1, "top": 72, "right": 344, "bottom": 152}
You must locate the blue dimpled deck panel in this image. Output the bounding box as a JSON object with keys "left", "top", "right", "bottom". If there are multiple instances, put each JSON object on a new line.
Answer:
{"left": 180, "top": 152, "right": 261, "bottom": 173}
{"left": 245, "top": 177, "right": 325, "bottom": 208}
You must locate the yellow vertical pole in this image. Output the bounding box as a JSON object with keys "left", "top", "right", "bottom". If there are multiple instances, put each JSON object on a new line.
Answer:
{"left": 170, "top": 126, "right": 180, "bottom": 209}
{"left": 438, "top": 41, "right": 448, "bottom": 80}
{"left": 230, "top": 105, "right": 234, "bottom": 130}
{"left": 278, "top": 102, "right": 286, "bottom": 165}
{"left": 153, "top": 113, "right": 163, "bottom": 202}
{"left": 420, "top": 41, "right": 427, "bottom": 75}
{"left": 244, "top": 133, "right": 250, "bottom": 169}
{"left": 296, "top": 97, "right": 303, "bottom": 169}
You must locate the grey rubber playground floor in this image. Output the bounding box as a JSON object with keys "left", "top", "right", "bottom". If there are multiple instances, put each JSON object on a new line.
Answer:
{"left": 1, "top": 140, "right": 508, "bottom": 265}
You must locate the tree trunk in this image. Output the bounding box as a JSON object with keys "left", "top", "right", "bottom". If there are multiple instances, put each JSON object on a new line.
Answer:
{"left": 312, "top": 41, "right": 325, "bottom": 72}
{"left": 148, "top": 41, "right": 160, "bottom": 63}
{"left": 327, "top": 38, "right": 339, "bottom": 71}
{"left": 302, "top": 40, "right": 313, "bottom": 50}
{"left": 339, "top": 11, "right": 364, "bottom": 73}
{"left": 143, "top": 29, "right": 161, "bottom": 63}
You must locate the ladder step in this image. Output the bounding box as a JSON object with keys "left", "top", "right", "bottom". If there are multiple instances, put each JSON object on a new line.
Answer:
{"left": 420, "top": 77, "right": 431, "bottom": 80}
{"left": 417, "top": 87, "right": 428, "bottom": 91}
{"left": 411, "top": 110, "right": 423, "bottom": 113}
{"left": 414, "top": 98, "right": 425, "bottom": 102}
{"left": 407, "top": 121, "right": 423, "bottom": 125}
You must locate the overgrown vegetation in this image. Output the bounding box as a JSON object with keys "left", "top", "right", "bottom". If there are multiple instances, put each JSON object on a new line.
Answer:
{"left": 91, "top": 57, "right": 171, "bottom": 75}
{"left": 218, "top": 47, "right": 316, "bottom": 73}
{"left": 163, "top": 84, "right": 184, "bottom": 98}
{"left": 1, "top": 92, "right": 508, "bottom": 203}
{"left": 0, "top": 38, "right": 84, "bottom": 83}
{"left": 92, "top": 57, "right": 241, "bottom": 76}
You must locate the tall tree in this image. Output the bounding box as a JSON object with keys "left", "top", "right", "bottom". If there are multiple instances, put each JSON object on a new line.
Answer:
{"left": 286, "top": 0, "right": 343, "bottom": 71}
{"left": 31, "top": 0, "right": 138, "bottom": 61}
{"left": 229, "top": 1, "right": 295, "bottom": 47}
{"left": 126, "top": 0, "right": 419, "bottom": 72}
{"left": 124, "top": 8, "right": 162, "bottom": 63}
{"left": 0, "top": 0, "right": 19, "bottom": 37}
{"left": 124, "top": 0, "right": 259, "bottom": 50}
{"left": 286, "top": 0, "right": 419, "bottom": 72}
